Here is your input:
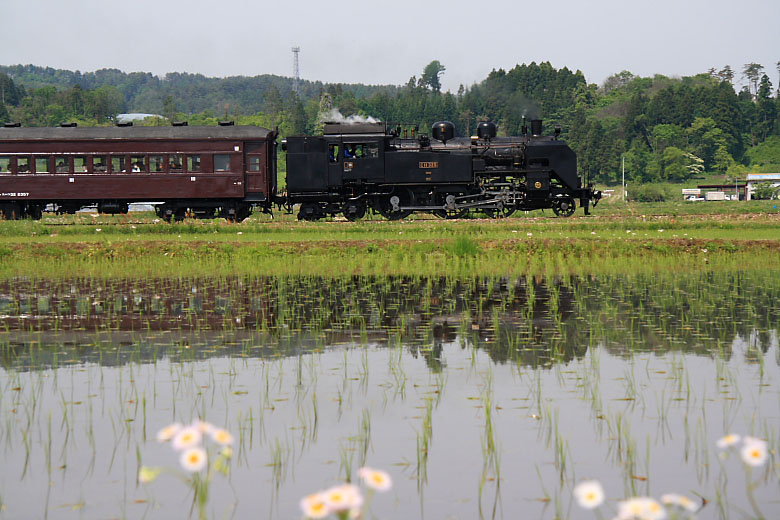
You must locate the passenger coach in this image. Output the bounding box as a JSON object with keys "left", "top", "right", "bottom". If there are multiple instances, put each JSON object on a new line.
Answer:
{"left": 0, "top": 123, "right": 277, "bottom": 221}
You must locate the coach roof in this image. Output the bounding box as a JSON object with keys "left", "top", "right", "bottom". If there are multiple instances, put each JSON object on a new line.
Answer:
{"left": 0, "top": 125, "right": 274, "bottom": 141}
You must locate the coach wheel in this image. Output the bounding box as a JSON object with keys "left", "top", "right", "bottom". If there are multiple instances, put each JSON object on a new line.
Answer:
{"left": 552, "top": 197, "right": 576, "bottom": 217}
{"left": 298, "top": 203, "right": 323, "bottom": 221}
{"left": 343, "top": 202, "right": 366, "bottom": 221}
{"left": 0, "top": 203, "right": 22, "bottom": 220}
{"left": 25, "top": 204, "right": 43, "bottom": 220}
{"left": 226, "top": 203, "right": 251, "bottom": 223}
{"left": 432, "top": 193, "right": 468, "bottom": 219}
{"left": 375, "top": 191, "right": 412, "bottom": 221}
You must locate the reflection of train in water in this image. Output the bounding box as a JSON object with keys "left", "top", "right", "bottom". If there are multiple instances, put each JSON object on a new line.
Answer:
{"left": 0, "top": 118, "right": 600, "bottom": 221}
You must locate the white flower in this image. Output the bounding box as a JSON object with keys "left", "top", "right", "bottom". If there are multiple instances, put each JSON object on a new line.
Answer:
{"left": 716, "top": 433, "right": 741, "bottom": 449}
{"left": 358, "top": 467, "right": 393, "bottom": 492}
{"left": 172, "top": 426, "right": 202, "bottom": 451}
{"left": 156, "top": 422, "right": 182, "bottom": 442}
{"left": 323, "top": 484, "right": 363, "bottom": 513}
{"left": 300, "top": 492, "right": 329, "bottom": 519}
{"left": 210, "top": 428, "right": 234, "bottom": 446}
{"left": 741, "top": 437, "right": 768, "bottom": 467}
{"left": 661, "top": 493, "right": 699, "bottom": 512}
{"left": 616, "top": 497, "right": 666, "bottom": 520}
{"left": 193, "top": 420, "right": 215, "bottom": 435}
{"left": 179, "top": 447, "right": 207, "bottom": 472}
{"left": 138, "top": 466, "right": 161, "bottom": 484}
{"left": 573, "top": 480, "right": 604, "bottom": 509}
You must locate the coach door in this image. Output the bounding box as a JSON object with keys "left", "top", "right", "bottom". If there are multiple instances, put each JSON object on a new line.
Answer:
{"left": 245, "top": 141, "right": 267, "bottom": 199}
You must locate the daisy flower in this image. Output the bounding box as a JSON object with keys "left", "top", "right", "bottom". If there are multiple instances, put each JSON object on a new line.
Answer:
{"left": 573, "top": 480, "right": 604, "bottom": 509}
{"left": 323, "top": 484, "right": 363, "bottom": 513}
{"left": 210, "top": 428, "right": 234, "bottom": 446}
{"left": 300, "top": 492, "right": 329, "bottom": 519}
{"left": 358, "top": 467, "right": 393, "bottom": 492}
{"left": 156, "top": 422, "right": 182, "bottom": 442}
{"left": 661, "top": 493, "right": 699, "bottom": 512}
{"left": 716, "top": 433, "right": 741, "bottom": 449}
{"left": 179, "top": 447, "right": 207, "bottom": 472}
{"left": 172, "top": 426, "right": 202, "bottom": 451}
{"left": 741, "top": 437, "right": 768, "bottom": 467}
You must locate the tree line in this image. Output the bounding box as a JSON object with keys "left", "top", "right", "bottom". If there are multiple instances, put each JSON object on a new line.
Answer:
{"left": 2, "top": 61, "right": 779, "bottom": 184}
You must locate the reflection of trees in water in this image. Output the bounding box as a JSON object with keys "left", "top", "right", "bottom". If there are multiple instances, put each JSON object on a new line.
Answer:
{"left": 0, "top": 272, "right": 778, "bottom": 372}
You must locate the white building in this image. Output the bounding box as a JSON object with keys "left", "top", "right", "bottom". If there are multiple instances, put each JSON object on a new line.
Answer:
{"left": 745, "top": 173, "right": 780, "bottom": 200}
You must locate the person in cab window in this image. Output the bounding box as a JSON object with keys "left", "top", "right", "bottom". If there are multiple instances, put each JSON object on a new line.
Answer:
{"left": 171, "top": 157, "right": 182, "bottom": 170}
{"left": 328, "top": 145, "right": 338, "bottom": 163}
{"left": 133, "top": 163, "right": 141, "bottom": 172}
{"left": 344, "top": 144, "right": 355, "bottom": 159}
{"left": 56, "top": 160, "right": 68, "bottom": 173}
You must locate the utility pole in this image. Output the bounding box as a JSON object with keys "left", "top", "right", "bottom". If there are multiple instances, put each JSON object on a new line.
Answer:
{"left": 291, "top": 46, "right": 300, "bottom": 96}
{"left": 622, "top": 155, "right": 626, "bottom": 202}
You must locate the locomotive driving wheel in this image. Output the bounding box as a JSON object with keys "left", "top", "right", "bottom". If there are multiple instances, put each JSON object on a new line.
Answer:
{"left": 552, "top": 197, "right": 576, "bottom": 217}
{"left": 432, "top": 193, "right": 469, "bottom": 219}
{"left": 481, "top": 202, "right": 516, "bottom": 219}
{"left": 375, "top": 190, "right": 412, "bottom": 221}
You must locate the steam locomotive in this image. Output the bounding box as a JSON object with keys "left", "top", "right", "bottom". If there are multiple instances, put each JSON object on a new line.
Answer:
{"left": 284, "top": 118, "right": 600, "bottom": 220}
{"left": 0, "top": 118, "right": 599, "bottom": 221}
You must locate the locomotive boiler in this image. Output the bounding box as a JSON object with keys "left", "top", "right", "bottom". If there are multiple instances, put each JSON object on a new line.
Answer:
{"left": 283, "top": 118, "right": 601, "bottom": 220}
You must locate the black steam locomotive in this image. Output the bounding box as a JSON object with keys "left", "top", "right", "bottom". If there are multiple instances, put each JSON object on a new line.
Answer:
{"left": 283, "top": 118, "right": 601, "bottom": 220}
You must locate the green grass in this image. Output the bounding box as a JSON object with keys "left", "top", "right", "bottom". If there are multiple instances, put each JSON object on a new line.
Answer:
{"left": 0, "top": 206, "right": 777, "bottom": 279}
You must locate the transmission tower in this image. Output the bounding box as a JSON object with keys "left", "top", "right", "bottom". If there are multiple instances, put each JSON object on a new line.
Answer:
{"left": 291, "top": 46, "right": 300, "bottom": 95}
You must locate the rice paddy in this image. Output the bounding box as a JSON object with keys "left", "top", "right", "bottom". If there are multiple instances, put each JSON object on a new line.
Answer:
{"left": 0, "top": 271, "right": 778, "bottom": 519}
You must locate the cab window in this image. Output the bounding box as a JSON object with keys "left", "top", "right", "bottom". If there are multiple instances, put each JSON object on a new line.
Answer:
{"left": 328, "top": 144, "right": 340, "bottom": 163}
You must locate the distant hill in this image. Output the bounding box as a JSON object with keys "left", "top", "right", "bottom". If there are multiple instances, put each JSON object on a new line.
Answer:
{"left": 0, "top": 64, "right": 399, "bottom": 115}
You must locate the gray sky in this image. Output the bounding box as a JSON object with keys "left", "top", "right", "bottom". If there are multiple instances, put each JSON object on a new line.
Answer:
{"left": 3, "top": 0, "right": 779, "bottom": 93}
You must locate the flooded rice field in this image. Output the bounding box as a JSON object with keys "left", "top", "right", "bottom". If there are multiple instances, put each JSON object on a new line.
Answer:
{"left": 0, "top": 273, "right": 778, "bottom": 519}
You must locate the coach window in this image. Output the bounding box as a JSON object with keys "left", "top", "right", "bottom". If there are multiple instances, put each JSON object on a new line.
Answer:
{"left": 112, "top": 155, "right": 127, "bottom": 173}
{"left": 74, "top": 156, "right": 88, "bottom": 173}
{"left": 169, "top": 154, "right": 183, "bottom": 173}
{"left": 150, "top": 155, "right": 164, "bottom": 173}
{"left": 187, "top": 155, "right": 201, "bottom": 172}
{"left": 248, "top": 155, "right": 262, "bottom": 171}
{"left": 35, "top": 157, "right": 50, "bottom": 173}
{"left": 131, "top": 156, "right": 146, "bottom": 173}
{"left": 214, "top": 154, "right": 231, "bottom": 172}
{"left": 17, "top": 157, "right": 31, "bottom": 173}
{"left": 94, "top": 155, "right": 108, "bottom": 173}
{"left": 55, "top": 157, "right": 69, "bottom": 173}
{"left": 0, "top": 156, "right": 11, "bottom": 174}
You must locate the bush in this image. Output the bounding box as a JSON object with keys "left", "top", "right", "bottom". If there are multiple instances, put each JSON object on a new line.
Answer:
{"left": 627, "top": 183, "right": 669, "bottom": 202}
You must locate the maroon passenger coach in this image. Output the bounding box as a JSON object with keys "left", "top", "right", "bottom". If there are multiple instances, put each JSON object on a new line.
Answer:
{"left": 0, "top": 124, "right": 277, "bottom": 221}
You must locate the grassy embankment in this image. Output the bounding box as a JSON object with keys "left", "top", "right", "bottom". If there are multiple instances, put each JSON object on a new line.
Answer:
{"left": 0, "top": 200, "right": 778, "bottom": 278}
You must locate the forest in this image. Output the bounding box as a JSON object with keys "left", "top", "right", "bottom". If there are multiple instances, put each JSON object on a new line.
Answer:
{"left": 2, "top": 61, "right": 779, "bottom": 186}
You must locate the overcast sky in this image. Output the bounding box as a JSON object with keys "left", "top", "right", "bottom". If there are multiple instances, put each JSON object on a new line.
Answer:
{"left": 3, "top": 0, "right": 779, "bottom": 93}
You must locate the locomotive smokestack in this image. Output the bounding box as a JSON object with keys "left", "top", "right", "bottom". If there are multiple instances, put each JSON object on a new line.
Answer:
{"left": 531, "top": 119, "right": 543, "bottom": 136}
{"left": 521, "top": 116, "right": 527, "bottom": 136}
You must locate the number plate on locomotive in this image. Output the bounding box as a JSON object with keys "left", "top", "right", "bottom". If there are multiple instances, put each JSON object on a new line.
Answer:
{"left": 419, "top": 162, "right": 438, "bottom": 169}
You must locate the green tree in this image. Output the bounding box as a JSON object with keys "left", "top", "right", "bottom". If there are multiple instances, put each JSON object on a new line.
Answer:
{"left": 742, "top": 63, "right": 764, "bottom": 98}
{"left": 0, "top": 101, "right": 8, "bottom": 124}
{"left": 162, "top": 95, "right": 177, "bottom": 121}
{"left": 421, "top": 61, "right": 446, "bottom": 92}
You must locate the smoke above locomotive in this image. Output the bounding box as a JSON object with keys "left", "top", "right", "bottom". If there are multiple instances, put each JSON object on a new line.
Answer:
{"left": 284, "top": 117, "right": 601, "bottom": 221}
